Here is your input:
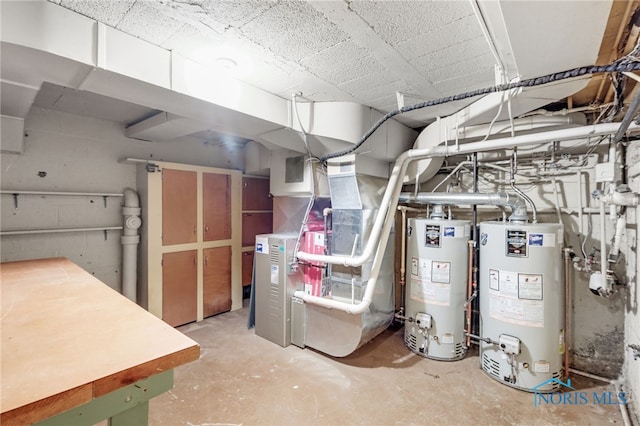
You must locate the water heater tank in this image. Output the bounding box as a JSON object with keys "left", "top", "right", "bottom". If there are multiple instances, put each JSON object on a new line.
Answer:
{"left": 479, "top": 221, "right": 564, "bottom": 392}
{"left": 404, "top": 218, "right": 470, "bottom": 360}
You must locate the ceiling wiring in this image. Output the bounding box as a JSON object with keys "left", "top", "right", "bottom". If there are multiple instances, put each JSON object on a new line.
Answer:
{"left": 320, "top": 59, "right": 640, "bottom": 162}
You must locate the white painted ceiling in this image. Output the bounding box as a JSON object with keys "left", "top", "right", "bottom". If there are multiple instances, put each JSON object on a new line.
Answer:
{"left": 24, "top": 0, "right": 630, "bottom": 148}
{"left": 0, "top": 0, "right": 640, "bottom": 168}
{"left": 46, "top": 0, "right": 495, "bottom": 128}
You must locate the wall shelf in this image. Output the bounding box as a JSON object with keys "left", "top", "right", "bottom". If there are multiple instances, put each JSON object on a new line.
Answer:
{"left": 0, "top": 226, "right": 123, "bottom": 240}
{"left": 0, "top": 190, "right": 123, "bottom": 208}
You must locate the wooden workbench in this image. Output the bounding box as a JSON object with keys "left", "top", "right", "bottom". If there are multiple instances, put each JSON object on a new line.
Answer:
{"left": 1, "top": 257, "right": 200, "bottom": 425}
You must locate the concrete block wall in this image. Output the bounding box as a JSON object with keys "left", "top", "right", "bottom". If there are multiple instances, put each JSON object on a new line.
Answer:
{"left": 0, "top": 106, "right": 244, "bottom": 291}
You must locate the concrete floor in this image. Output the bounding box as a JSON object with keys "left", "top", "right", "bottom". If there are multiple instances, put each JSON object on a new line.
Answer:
{"left": 149, "top": 304, "right": 625, "bottom": 426}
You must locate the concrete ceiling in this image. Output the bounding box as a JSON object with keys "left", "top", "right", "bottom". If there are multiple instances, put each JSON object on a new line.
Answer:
{"left": 38, "top": 0, "right": 633, "bottom": 130}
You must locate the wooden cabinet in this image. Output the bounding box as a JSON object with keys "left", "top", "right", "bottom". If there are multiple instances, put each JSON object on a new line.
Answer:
{"left": 243, "top": 177, "right": 272, "bottom": 211}
{"left": 138, "top": 161, "right": 242, "bottom": 325}
{"left": 203, "top": 172, "right": 231, "bottom": 242}
{"left": 241, "top": 176, "right": 272, "bottom": 288}
{"left": 162, "top": 250, "right": 197, "bottom": 327}
{"left": 162, "top": 169, "right": 197, "bottom": 245}
{"left": 203, "top": 246, "right": 232, "bottom": 317}
{"left": 242, "top": 251, "right": 254, "bottom": 286}
{"left": 242, "top": 212, "right": 273, "bottom": 246}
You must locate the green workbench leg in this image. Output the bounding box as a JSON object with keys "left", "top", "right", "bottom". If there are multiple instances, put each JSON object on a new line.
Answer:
{"left": 109, "top": 401, "right": 149, "bottom": 426}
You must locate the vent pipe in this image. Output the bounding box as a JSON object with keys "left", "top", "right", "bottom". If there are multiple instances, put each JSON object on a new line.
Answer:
{"left": 398, "top": 192, "right": 528, "bottom": 222}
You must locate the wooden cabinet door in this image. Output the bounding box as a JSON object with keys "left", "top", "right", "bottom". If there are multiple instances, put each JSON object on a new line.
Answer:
{"left": 162, "top": 169, "right": 197, "bottom": 246}
{"left": 243, "top": 177, "right": 272, "bottom": 211}
{"left": 162, "top": 250, "right": 197, "bottom": 327}
{"left": 242, "top": 212, "right": 273, "bottom": 247}
{"left": 242, "top": 251, "right": 254, "bottom": 287}
{"left": 203, "top": 172, "right": 231, "bottom": 241}
{"left": 203, "top": 246, "right": 232, "bottom": 317}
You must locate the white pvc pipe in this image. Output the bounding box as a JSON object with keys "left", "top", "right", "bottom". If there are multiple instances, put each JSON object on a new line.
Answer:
{"left": 294, "top": 122, "right": 640, "bottom": 314}
{"left": 604, "top": 191, "right": 640, "bottom": 206}
{"left": 600, "top": 196, "right": 608, "bottom": 282}
{"left": 577, "top": 171, "right": 584, "bottom": 235}
{"left": 610, "top": 216, "right": 627, "bottom": 262}
{"left": 122, "top": 188, "right": 141, "bottom": 303}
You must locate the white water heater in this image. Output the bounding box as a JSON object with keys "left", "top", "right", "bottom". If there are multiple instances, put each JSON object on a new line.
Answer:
{"left": 479, "top": 221, "right": 564, "bottom": 392}
{"left": 404, "top": 218, "right": 470, "bottom": 360}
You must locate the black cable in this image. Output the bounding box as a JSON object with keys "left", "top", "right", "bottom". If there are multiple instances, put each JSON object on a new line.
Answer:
{"left": 319, "top": 60, "right": 640, "bottom": 162}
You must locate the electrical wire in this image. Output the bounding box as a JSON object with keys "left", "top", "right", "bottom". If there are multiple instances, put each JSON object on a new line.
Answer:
{"left": 292, "top": 93, "right": 318, "bottom": 160}
{"left": 319, "top": 59, "right": 640, "bottom": 162}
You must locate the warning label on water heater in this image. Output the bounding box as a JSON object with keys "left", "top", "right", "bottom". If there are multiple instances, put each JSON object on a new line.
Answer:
{"left": 488, "top": 269, "right": 544, "bottom": 327}
{"left": 410, "top": 257, "right": 450, "bottom": 306}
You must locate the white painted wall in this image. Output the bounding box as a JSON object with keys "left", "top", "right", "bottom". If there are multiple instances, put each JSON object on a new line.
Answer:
{"left": 2, "top": 105, "right": 639, "bottom": 419}
{"left": 624, "top": 141, "right": 640, "bottom": 421}
{"left": 0, "top": 106, "right": 244, "bottom": 291}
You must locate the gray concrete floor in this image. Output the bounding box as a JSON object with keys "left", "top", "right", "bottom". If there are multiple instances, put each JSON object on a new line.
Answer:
{"left": 149, "top": 303, "right": 625, "bottom": 426}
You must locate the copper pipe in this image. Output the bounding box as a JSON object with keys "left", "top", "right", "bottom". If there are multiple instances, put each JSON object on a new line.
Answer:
{"left": 399, "top": 206, "right": 407, "bottom": 289}
{"left": 397, "top": 205, "right": 424, "bottom": 315}
{"left": 466, "top": 240, "right": 475, "bottom": 347}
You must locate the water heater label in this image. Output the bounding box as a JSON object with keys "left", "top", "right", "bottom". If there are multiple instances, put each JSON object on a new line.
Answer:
{"left": 441, "top": 334, "right": 455, "bottom": 344}
{"left": 410, "top": 257, "right": 418, "bottom": 276}
{"left": 431, "top": 261, "right": 451, "bottom": 284}
{"left": 489, "top": 269, "right": 500, "bottom": 290}
{"left": 256, "top": 236, "right": 269, "bottom": 254}
{"left": 534, "top": 361, "right": 550, "bottom": 373}
{"left": 506, "top": 230, "right": 527, "bottom": 257}
{"left": 528, "top": 233, "right": 543, "bottom": 246}
{"left": 489, "top": 268, "right": 544, "bottom": 327}
{"left": 528, "top": 233, "right": 556, "bottom": 247}
{"left": 271, "top": 265, "right": 279, "bottom": 284}
{"left": 425, "top": 225, "right": 441, "bottom": 247}
{"left": 410, "top": 258, "right": 450, "bottom": 306}
{"left": 518, "top": 274, "right": 543, "bottom": 300}
{"left": 442, "top": 225, "right": 467, "bottom": 238}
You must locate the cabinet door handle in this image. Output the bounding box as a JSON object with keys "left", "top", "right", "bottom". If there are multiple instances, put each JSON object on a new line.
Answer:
{"left": 193, "top": 256, "right": 197, "bottom": 265}
{"left": 204, "top": 255, "right": 208, "bottom": 266}
{"left": 193, "top": 225, "right": 197, "bottom": 234}
{"left": 205, "top": 225, "right": 209, "bottom": 233}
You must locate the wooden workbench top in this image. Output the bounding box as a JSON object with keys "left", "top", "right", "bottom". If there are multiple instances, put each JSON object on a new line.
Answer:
{"left": 1, "top": 257, "right": 200, "bottom": 425}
